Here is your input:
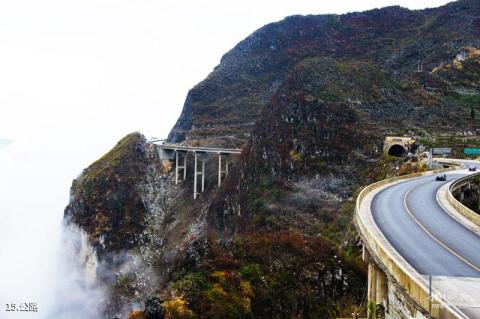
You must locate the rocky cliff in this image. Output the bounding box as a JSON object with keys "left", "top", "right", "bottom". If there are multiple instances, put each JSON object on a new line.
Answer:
{"left": 65, "top": 1, "right": 480, "bottom": 318}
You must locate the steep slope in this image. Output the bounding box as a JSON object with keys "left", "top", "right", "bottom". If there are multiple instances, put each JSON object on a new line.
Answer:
{"left": 169, "top": 0, "right": 480, "bottom": 147}
{"left": 65, "top": 1, "right": 480, "bottom": 318}
{"left": 65, "top": 133, "right": 157, "bottom": 255}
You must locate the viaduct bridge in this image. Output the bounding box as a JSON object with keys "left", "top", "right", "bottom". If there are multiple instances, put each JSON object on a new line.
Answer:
{"left": 151, "top": 139, "right": 241, "bottom": 199}
{"left": 357, "top": 159, "right": 480, "bottom": 318}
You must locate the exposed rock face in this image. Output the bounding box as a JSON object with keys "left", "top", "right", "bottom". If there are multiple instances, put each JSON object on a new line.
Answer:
{"left": 65, "top": 1, "right": 480, "bottom": 318}
{"left": 168, "top": 0, "right": 480, "bottom": 147}
{"left": 64, "top": 133, "right": 161, "bottom": 257}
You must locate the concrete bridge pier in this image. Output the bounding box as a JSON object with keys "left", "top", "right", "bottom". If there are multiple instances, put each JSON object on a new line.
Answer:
{"left": 218, "top": 153, "right": 229, "bottom": 187}
{"left": 368, "top": 262, "right": 376, "bottom": 303}
{"left": 194, "top": 152, "right": 206, "bottom": 199}
{"left": 454, "top": 182, "right": 471, "bottom": 201}
{"left": 375, "top": 266, "right": 388, "bottom": 310}
{"left": 364, "top": 247, "right": 388, "bottom": 315}
{"left": 368, "top": 264, "right": 388, "bottom": 305}
{"left": 175, "top": 151, "right": 187, "bottom": 185}
{"left": 460, "top": 182, "right": 471, "bottom": 201}
{"left": 153, "top": 141, "right": 241, "bottom": 199}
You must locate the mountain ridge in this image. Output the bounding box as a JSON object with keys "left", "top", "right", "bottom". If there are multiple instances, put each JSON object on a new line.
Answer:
{"left": 168, "top": 0, "right": 480, "bottom": 148}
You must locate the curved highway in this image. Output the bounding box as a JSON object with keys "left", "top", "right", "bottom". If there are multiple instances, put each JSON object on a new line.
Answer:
{"left": 372, "top": 171, "right": 480, "bottom": 277}
{"left": 371, "top": 162, "right": 480, "bottom": 317}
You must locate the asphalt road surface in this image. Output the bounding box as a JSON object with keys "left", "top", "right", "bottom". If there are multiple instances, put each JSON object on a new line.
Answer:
{"left": 371, "top": 167, "right": 480, "bottom": 278}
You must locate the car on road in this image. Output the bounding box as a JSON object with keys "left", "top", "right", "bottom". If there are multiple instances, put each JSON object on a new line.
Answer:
{"left": 436, "top": 174, "right": 447, "bottom": 181}
{"left": 468, "top": 166, "right": 477, "bottom": 172}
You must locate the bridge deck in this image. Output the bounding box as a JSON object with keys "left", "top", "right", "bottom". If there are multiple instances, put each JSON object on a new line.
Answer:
{"left": 151, "top": 141, "right": 241, "bottom": 154}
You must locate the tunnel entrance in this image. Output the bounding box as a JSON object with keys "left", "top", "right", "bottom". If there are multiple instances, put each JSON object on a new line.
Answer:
{"left": 388, "top": 144, "right": 407, "bottom": 157}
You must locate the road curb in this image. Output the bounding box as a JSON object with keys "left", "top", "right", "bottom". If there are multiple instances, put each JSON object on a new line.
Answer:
{"left": 437, "top": 179, "right": 480, "bottom": 237}
{"left": 442, "top": 170, "right": 480, "bottom": 230}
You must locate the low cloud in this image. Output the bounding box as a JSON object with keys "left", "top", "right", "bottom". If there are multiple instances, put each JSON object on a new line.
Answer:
{"left": 46, "top": 223, "right": 107, "bottom": 319}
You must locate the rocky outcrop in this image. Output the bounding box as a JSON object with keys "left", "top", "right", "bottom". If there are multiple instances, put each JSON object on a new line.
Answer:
{"left": 64, "top": 133, "right": 161, "bottom": 257}
{"left": 64, "top": 133, "right": 224, "bottom": 317}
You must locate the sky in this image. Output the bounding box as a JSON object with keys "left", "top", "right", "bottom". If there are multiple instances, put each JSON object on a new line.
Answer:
{"left": 0, "top": 0, "right": 453, "bottom": 167}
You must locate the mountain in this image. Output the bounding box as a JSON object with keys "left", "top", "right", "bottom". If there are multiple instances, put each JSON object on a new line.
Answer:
{"left": 65, "top": 1, "right": 480, "bottom": 318}
{"left": 168, "top": 0, "right": 480, "bottom": 147}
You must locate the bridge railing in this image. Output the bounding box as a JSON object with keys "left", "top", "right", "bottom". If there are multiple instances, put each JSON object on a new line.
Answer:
{"left": 446, "top": 171, "right": 480, "bottom": 228}
{"left": 355, "top": 163, "right": 465, "bottom": 319}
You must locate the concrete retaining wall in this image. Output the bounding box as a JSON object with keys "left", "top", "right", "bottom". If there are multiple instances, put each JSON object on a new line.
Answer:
{"left": 447, "top": 173, "right": 480, "bottom": 228}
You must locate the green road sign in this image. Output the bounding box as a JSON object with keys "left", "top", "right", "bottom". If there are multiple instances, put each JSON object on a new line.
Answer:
{"left": 464, "top": 148, "right": 480, "bottom": 155}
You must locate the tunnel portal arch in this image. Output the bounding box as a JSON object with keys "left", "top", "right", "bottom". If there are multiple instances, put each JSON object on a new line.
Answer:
{"left": 388, "top": 144, "right": 408, "bottom": 157}
{"left": 383, "top": 136, "right": 415, "bottom": 157}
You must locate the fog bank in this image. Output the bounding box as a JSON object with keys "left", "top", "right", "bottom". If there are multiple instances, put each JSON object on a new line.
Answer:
{"left": 0, "top": 141, "right": 106, "bottom": 318}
